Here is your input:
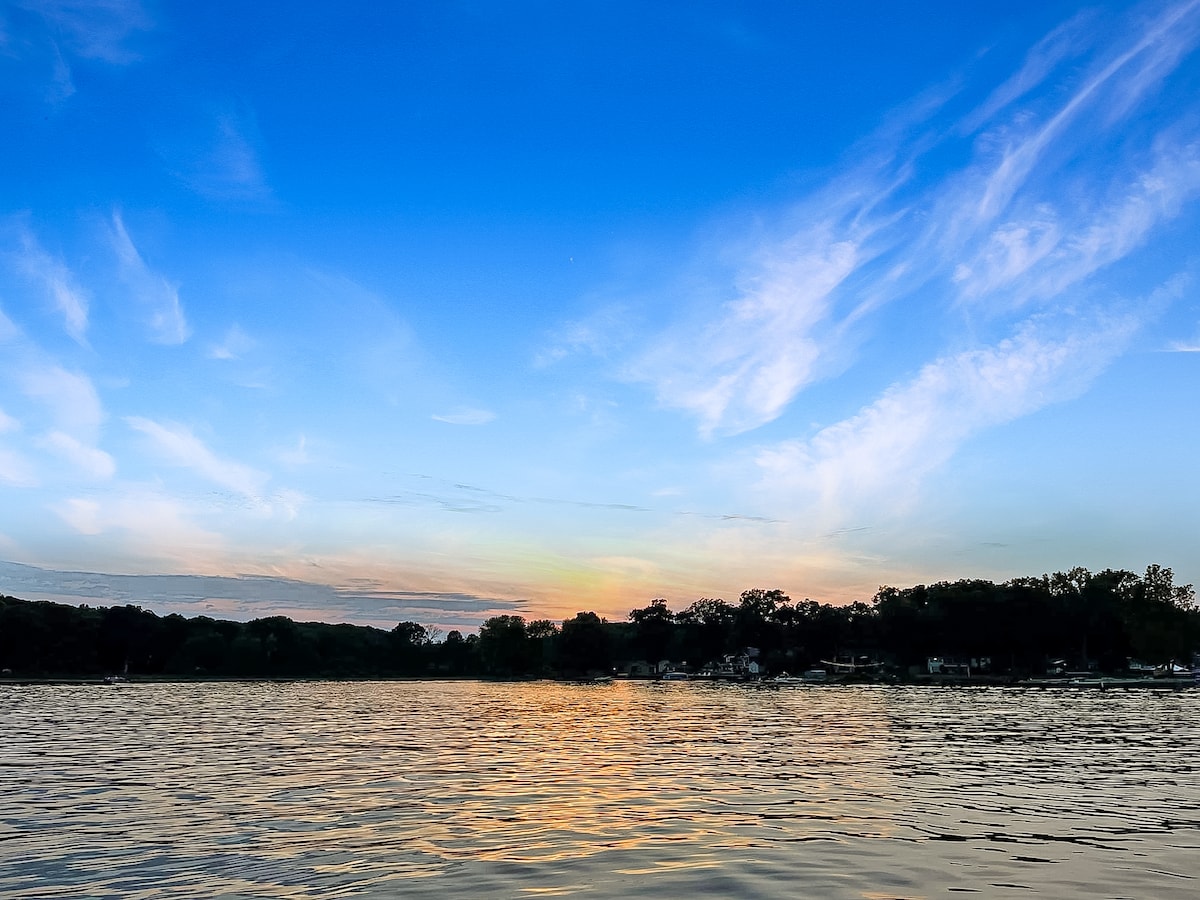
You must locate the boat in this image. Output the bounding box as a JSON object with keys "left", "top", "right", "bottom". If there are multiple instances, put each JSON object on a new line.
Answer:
{"left": 661, "top": 671, "right": 689, "bottom": 681}
{"left": 770, "top": 672, "right": 805, "bottom": 684}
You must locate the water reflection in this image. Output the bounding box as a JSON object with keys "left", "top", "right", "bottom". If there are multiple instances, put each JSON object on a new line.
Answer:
{"left": 1, "top": 681, "right": 1196, "bottom": 898}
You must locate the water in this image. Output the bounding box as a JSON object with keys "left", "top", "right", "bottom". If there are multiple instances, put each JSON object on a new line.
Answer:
{"left": 2, "top": 681, "right": 1197, "bottom": 899}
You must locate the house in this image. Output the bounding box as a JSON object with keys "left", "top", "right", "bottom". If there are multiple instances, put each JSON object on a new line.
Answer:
{"left": 927, "top": 656, "right": 990, "bottom": 676}
{"left": 698, "top": 651, "right": 761, "bottom": 679}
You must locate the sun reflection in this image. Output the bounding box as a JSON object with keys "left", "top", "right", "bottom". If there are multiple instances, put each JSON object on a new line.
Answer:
{"left": 362, "top": 681, "right": 904, "bottom": 867}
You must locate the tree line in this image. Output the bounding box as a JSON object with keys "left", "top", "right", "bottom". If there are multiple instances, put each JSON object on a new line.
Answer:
{"left": 1, "top": 564, "right": 1195, "bottom": 680}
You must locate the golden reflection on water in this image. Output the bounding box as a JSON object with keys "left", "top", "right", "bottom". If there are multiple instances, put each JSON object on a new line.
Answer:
{"left": 1, "top": 681, "right": 1198, "bottom": 899}
{"left": 388, "top": 681, "right": 903, "bottom": 865}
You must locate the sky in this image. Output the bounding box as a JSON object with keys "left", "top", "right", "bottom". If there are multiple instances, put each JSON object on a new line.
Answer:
{"left": 2, "top": 0, "right": 1199, "bottom": 632}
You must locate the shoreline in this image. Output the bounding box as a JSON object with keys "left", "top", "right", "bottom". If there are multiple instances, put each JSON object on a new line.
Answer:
{"left": 3, "top": 674, "right": 1195, "bottom": 689}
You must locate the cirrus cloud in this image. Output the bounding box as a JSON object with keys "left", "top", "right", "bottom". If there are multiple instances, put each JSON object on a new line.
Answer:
{"left": 110, "top": 212, "right": 190, "bottom": 344}
{"left": 125, "top": 416, "right": 267, "bottom": 500}
{"left": 432, "top": 407, "right": 497, "bottom": 426}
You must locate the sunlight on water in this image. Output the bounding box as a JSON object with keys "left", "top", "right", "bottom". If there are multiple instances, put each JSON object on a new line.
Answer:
{"left": 1, "top": 681, "right": 1197, "bottom": 898}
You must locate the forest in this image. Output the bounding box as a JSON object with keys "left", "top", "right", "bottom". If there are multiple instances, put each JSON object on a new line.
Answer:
{"left": 0, "top": 564, "right": 1195, "bottom": 680}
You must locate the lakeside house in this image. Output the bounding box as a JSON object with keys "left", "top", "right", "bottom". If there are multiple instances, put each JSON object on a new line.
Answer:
{"left": 697, "top": 649, "right": 761, "bottom": 679}
{"left": 623, "top": 659, "right": 685, "bottom": 678}
{"left": 822, "top": 653, "right": 885, "bottom": 675}
{"left": 926, "top": 656, "right": 992, "bottom": 676}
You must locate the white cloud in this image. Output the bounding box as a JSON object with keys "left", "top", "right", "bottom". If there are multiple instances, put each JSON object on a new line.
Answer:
{"left": 1046, "top": 144, "right": 1200, "bottom": 288}
{"left": 39, "top": 430, "right": 116, "bottom": 479}
{"left": 54, "top": 497, "right": 103, "bottom": 534}
{"left": 953, "top": 209, "right": 1062, "bottom": 300}
{"left": 755, "top": 311, "right": 1141, "bottom": 523}
{"left": 1168, "top": 324, "right": 1200, "bottom": 352}
{"left": 955, "top": 141, "right": 1200, "bottom": 307}
{"left": 10, "top": 0, "right": 151, "bottom": 102}
{"left": 110, "top": 212, "right": 190, "bottom": 344}
{"left": 535, "top": 306, "right": 633, "bottom": 367}
{"left": 618, "top": 1, "right": 1200, "bottom": 441}
{"left": 46, "top": 40, "right": 74, "bottom": 102}
{"left": 20, "top": 364, "right": 103, "bottom": 437}
{"left": 14, "top": 226, "right": 89, "bottom": 342}
{"left": 23, "top": 0, "right": 151, "bottom": 65}
{"left": 0, "top": 307, "right": 19, "bottom": 342}
{"left": 631, "top": 224, "right": 868, "bottom": 437}
{"left": 188, "top": 113, "right": 271, "bottom": 201}
{"left": 0, "top": 408, "right": 19, "bottom": 433}
{"left": 209, "top": 323, "right": 255, "bottom": 360}
{"left": 432, "top": 408, "right": 497, "bottom": 426}
{"left": 52, "top": 488, "right": 226, "bottom": 554}
{"left": 270, "top": 488, "right": 306, "bottom": 521}
{"left": 960, "top": 12, "right": 1094, "bottom": 135}
{"left": 0, "top": 446, "right": 38, "bottom": 487}
{"left": 971, "top": 0, "right": 1200, "bottom": 228}
{"left": 125, "top": 416, "right": 267, "bottom": 499}
{"left": 278, "top": 434, "right": 310, "bottom": 466}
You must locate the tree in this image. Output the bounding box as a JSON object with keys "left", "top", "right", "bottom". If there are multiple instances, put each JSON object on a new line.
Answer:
{"left": 477, "top": 615, "right": 530, "bottom": 676}
{"left": 1141, "top": 564, "right": 1196, "bottom": 611}
{"left": 391, "top": 621, "right": 432, "bottom": 675}
{"left": 526, "top": 619, "right": 560, "bottom": 674}
{"left": 628, "top": 598, "right": 675, "bottom": 664}
{"left": 559, "top": 612, "right": 612, "bottom": 675}
{"left": 678, "top": 597, "right": 735, "bottom": 665}
{"left": 1122, "top": 565, "right": 1197, "bottom": 663}
{"left": 734, "top": 589, "right": 788, "bottom": 652}
{"left": 433, "top": 629, "right": 473, "bottom": 674}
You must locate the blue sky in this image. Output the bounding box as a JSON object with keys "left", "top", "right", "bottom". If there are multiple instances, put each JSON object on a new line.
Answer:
{"left": 2, "top": 0, "right": 1199, "bottom": 630}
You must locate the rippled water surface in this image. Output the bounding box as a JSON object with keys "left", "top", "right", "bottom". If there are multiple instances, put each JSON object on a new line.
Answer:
{"left": 2, "top": 681, "right": 1197, "bottom": 898}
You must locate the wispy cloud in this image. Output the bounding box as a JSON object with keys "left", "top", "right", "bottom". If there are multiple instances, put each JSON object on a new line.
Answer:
{"left": 432, "top": 407, "right": 497, "bottom": 425}
{"left": 535, "top": 305, "right": 633, "bottom": 367}
{"left": 20, "top": 364, "right": 103, "bottom": 438}
{"left": 168, "top": 110, "right": 272, "bottom": 202}
{"left": 755, "top": 309, "right": 1143, "bottom": 522}
{"left": 629, "top": 220, "right": 871, "bottom": 437}
{"left": 110, "top": 212, "right": 190, "bottom": 344}
{"left": 209, "top": 323, "right": 255, "bottom": 360}
{"left": 368, "top": 491, "right": 505, "bottom": 515}
{"left": 1168, "top": 331, "right": 1200, "bottom": 351}
{"left": 0, "top": 306, "right": 19, "bottom": 342}
{"left": 958, "top": 11, "right": 1095, "bottom": 135}
{"left": 125, "top": 416, "right": 267, "bottom": 500}
{"left": 38, "top": 429, "right": 115, "bottom": 479}
{"left": 952, "top": 138, "right": 1200, "bottom": 307}
{"left": 0, "top": 446, "right": 38, "bottom": 487}
{"left": 52, "top": 488, "right": 226, "bottom": 554}
{"left": 12, "top": 225, "right": 89, "bottom": 343}
{"left": 1, "top": 403, "right": 36, "bottom": 487}
{"left": 277, "top": 434, "right": 311, "bottom": 467}
{"left": 965, "top": 0, "right": 1200, "bottom": 229}
{"left": 619, "top": 0, "right": 1200, "bottom": 448}
{"left": 10, "top": 0, "right": 151, "bottom": 101}
{"left": 21, "top": 0, "right": 151, "bottom": 64}
{"left": 376, "top": 475, "right": 774, "bottom": 524}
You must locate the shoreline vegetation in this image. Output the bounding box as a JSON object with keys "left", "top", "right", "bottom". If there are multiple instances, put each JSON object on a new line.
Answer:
{"left": 2, "top": 564, "right": 1197, "bottom": 685}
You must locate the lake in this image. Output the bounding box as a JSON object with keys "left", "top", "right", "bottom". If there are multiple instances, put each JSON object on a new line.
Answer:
{"left": 2, "top": 680, "right": 1196, "bottom": 898}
